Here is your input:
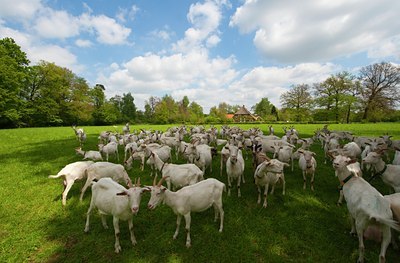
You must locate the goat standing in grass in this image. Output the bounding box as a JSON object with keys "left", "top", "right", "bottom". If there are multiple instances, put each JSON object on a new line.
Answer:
{"left": 254, "top": 159, "right": 288, "bottom": 208}
{"left": 84, "top": 178, "right": 148, "bottom": 253}
{"left": 298, "top": 149, "right": 317, "bottom": 191}
{"left": 72, "top": 125, "right": 86, "bottom": 146}
{"left": 334, "top": 159, "right": 400, "bottom": 263}
{"left": 49, "top": 161, "right": 94, "bottom": 206}
{"left": 146, "top": 176, "right": 225, "bottom": 248}
{"left": 148, "top": 152, "right": 203, "bottom": 190}
{"left": 226, "top": 145, "right": 245, "bottom": 197}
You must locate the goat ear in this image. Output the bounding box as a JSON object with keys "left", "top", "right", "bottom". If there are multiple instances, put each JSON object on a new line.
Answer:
{"left": 142, "top": 186, "right": 151, "bottom": 192}
{"left": 116, "top": 191, "right": 129, "bottom": 196}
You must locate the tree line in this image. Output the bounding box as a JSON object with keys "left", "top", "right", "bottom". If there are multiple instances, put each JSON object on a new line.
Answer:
{"left": 1, "top": 37, "right": 400, "bottom": 128}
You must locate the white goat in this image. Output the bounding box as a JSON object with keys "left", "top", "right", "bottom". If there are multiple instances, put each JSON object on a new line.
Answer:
{"left": 49, "top": 161, "right": 94, "bottom": 206}
{"left": 323, "top": 134, "right": 340, "bottom": 164}
{"left": 159, "top": 133, "right": 181, "bottom": 160}
{"left": 360, "top": 145, "right": 372, "bottom": 172}
{"left": 392, "top": 147, "right": 400, "bottom": 165}
{"left": 334, "top": 168, "right": 399, "bottom": 263}
{"left": 124, "top": 142, "right": 138, "bottom": 162}
{"left": 254, "top": 159, "right": 288, "bottom": 208}
{"left": 98, "top": 141, "right": 119, "bottom": 162}
{"left": 72, "top": 125, "right": 87, "bottom": 146}
{"left": 342, "top": 142, "right": 362, "bottom": 160}
{"left": 188, "top": 144, "right": 213, "bottom": 174}
{"left": 148, "top": 152, "right": 204, "bottom": 190}
{"left": 363, "top": 151, "right": 400, "bottom": 192}
{"left": 273, "top": 144, "right": 294, "bottom": 172}
{"left": 122, "top": 122, "right": 130, "bottom": 134}
{"left": 258, "top": 139, "right": 294, "bottom": 157}
{"left": 124, "top": 151, "right": 146, "bottom": 171}
{"left": 332, "top": 155, "right": 363, "bottom": 205}
{"left": 84, "top": 178, "right": 148, "bottom": 253}
{"left": 298, "top": 149, "right": 317, "bottom": 191}
{"left": 80, "top": 162, "right": 132, "bottom": 201}
{"left": 75, "top": 147, "right": 103, "bottom": 161}
{"left": 146, "top": 177, "right": 225, "bottom": 248}
{"left": 140, "top": 144, "right": 171, "bottom": 177}
{"left": 220, "top": 143, "right": 231, "bottom": 177}
{"left": 226, "top": 145, "right": 245, "bottom": 197}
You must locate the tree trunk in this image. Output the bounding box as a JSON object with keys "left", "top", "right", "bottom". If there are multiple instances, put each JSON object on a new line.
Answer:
{"left": 362, "top": 105, "right": 369, "bottom": 120}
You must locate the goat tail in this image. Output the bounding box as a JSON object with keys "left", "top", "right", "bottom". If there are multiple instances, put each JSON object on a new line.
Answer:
{"left": 373, "top": 216, "right": 400, "bottom": 232}
{"left": 48, "top": 174, "right": 63, "bottom": 179}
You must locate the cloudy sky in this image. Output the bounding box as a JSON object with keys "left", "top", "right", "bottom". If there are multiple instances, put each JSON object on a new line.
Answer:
{"left": 1, "top": 0, "right": 399, "bottom": 112}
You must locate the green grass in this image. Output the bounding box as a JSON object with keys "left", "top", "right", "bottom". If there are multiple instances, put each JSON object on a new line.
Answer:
{"left": 0, "top": 123, "right": 399, "bottom": 262}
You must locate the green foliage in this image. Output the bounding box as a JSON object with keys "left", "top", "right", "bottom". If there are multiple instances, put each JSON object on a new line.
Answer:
{"left": 252, "top": 97, "right": 276, "bottom": 120}
{"left": 1, "top": 38, "right": 400, "bottom": 127}
{"left": 1, "top": 124, "right": 400, "bottom": 262}
{"left": 0, "top": 38, "right": 30, "bottom": 127}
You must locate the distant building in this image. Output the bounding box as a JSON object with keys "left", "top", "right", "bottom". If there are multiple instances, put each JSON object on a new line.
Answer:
{"left": 226, "top": 113, "right": 234, "bottom": 119}
{"left": 233, "top": 105, "right": 260, "bottom": 122}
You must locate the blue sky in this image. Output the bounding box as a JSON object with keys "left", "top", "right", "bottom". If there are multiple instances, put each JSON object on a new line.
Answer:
{"left": 1, "top": 0, "right": 399, "bottom": 112}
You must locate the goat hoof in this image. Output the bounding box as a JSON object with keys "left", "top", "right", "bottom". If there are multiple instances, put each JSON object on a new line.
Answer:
{"left": 115, "top": 246, "right": 121, "bottom": 253}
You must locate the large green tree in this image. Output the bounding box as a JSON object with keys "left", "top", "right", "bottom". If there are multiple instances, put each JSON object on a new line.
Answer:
{"left": 153, "top": 95, "right": 178, "bottom": 124}
{"left": 359, "top": 62, "right": 400, "bottom": 121}
{"left": 280, "top": 84, "right": 313, "bottom": 122}
{"left": 313, "top": 71, "right": 358, "bottom": 122}
{"left": 252, "top": 97, "right": 275, "bottom": 120}
{"left": 0, "top": 38, "right": 30, "bottom": 127}
{"left": 21, "top": 61, "right": 92, "bottom": 126}
{"left": 121, "top": 92, "right": 136, "bottom": 122}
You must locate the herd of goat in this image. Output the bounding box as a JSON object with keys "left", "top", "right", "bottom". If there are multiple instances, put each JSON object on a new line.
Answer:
{"left": 48, "top": 123, "right": 400, "bottom": 262}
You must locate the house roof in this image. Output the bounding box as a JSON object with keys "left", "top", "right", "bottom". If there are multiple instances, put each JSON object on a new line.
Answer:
{"left": 234, "top": 105, "right": 252, "bottom": 115}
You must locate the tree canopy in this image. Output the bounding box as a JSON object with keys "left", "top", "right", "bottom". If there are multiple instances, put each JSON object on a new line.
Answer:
{"left": 1, "top": 37, "right": 400, "bottom": 127}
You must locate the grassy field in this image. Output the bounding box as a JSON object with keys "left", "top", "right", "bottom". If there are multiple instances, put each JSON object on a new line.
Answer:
{"left": 1, "top": 123, "right": 399, "bottom": 262}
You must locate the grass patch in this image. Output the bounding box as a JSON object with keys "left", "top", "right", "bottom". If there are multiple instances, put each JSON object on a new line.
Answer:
{"left": 0, "top": 123, "right": 399, "bottom": 262}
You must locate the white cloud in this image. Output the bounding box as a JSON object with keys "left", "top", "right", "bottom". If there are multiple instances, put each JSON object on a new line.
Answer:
{"left": 367, "top": 35, "right": 400, "bottom": 60}
{"left": 96, "top": 50, "right": 238, "bottom": 111}
{"left": 230, "top": 0, "right": 400, "bottom": 63}
{"left": 75, "top": 39, "right": 93, "bottom": 47}
{"left": 80, "top": 13, "right": 131, "bottom": 45}
{"left": 34, "top": 8, "right": 80, "bottom": 39}
{"left": 0, "top": 0, "right": 42, "bottom": 20}
{"left": 173, "top": 1, "right": 222, "bottom": 53}
{"left": 29, "top": 44, "right": 82, "bottom": 71}
{"left": 149, "top": 29, "right": 172, "bottom": 41}
{"left": 0, "top": 22, "right": 83, "bottom": 73}
{"left": 226, "top": 63, "right": 338, "bottom": 108}
{"left": 0, "top": 23, "right": 33, "bottom": 49}
{"left": 116, "top": 5, "right": 139, "bottom": 23}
